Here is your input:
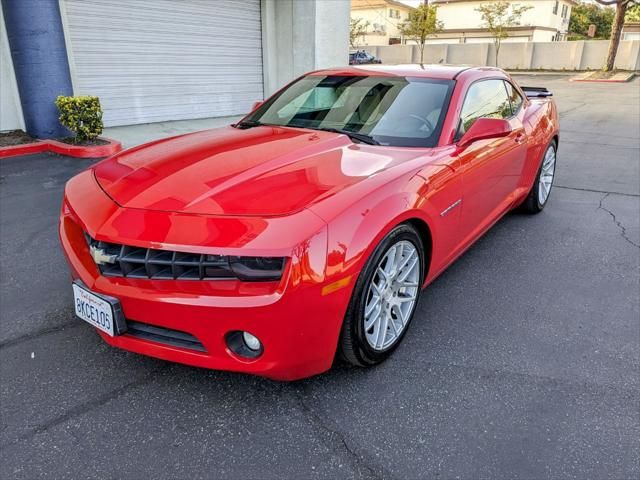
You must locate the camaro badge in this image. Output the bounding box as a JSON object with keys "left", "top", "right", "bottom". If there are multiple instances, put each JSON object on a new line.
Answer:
{"left": 90, "top": 245, "right": 117, "bottom": 265}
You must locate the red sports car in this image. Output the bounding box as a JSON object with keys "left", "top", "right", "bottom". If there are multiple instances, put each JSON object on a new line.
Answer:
{"left": 60, "top": 65, "right": 559, "bottom": 380}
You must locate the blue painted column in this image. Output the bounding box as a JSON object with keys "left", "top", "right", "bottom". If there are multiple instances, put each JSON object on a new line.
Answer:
{"left": 2, "top": 0, "right": 73, "bottom": 138}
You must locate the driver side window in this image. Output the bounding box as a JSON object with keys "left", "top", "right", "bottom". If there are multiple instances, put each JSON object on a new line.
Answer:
{"left": 456, "top": 79, "right": 512, "bottom": 140}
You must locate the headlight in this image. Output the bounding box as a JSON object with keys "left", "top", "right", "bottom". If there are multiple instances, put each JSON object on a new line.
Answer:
{"left": 228, "top": 256, "right": 286, "bottom": 281}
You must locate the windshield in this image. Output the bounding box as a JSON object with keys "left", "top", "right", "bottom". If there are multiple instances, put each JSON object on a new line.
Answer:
{"left": 243, "top": 75, "right": 454, "bottom": 147}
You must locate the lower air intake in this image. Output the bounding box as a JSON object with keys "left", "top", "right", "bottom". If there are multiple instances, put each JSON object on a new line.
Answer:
{"left": 126, "top": 321, "right": 206, "bottom": 352}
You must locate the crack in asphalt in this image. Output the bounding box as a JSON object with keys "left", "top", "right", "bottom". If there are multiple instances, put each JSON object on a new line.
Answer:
{"left": 0, "top": 320, "right": 82, "bottom": 350}
{"left": 559, "top": 102, "right": 587, "bottom": 118}
{"left": 1, "top": 366, "right": 167, "bottom": 449}
{"left": 392, "top": 357, "right": 639, "bottom": 396}
{"left": 554, "top": 185, "right": 640, "bottom": 197}
{"left": 293, "top": 385, "right": 389, "bottom": 480}
{"left": 598, "top": 193, "right": 640, "bottom": 249}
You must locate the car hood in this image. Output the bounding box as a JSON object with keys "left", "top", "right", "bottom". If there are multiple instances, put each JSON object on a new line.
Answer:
{"left": 94, "top": 126, "right": 426, "bottom": 217}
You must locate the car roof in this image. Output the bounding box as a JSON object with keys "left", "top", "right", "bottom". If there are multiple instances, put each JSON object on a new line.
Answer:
{"left": 310, "top": 64, "right": 504, "bottom": 80}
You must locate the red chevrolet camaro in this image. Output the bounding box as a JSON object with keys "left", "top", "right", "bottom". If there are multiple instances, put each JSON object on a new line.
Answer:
{"left": 60, "top": 65, "right": 559, "bottom": 380}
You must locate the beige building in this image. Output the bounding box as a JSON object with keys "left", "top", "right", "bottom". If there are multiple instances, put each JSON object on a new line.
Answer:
{"left": 622, "top": 22, "right": 640, "bottom": 41}
{"left": 429, "top": 0, "right": 576, "bottom": 44}
{"left": 350, "top": 0, "right": 415, "bottom": 47}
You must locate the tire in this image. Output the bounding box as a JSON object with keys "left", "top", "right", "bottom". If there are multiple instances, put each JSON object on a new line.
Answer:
{"left": 521, "top": 140, "right": 557, "bottom": 214}
{"left": 338, "top": 224, "right": 424, "bottom": 367}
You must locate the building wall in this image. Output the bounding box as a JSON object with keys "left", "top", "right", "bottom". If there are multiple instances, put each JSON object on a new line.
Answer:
{"left": 0, "top": 3, "right": 24, "bottom": 131}
{"left": 407, "top": 28, "right": 550, "bottom": 45}
{"left": 623, "top": 22, "right": 640, "bottom": 41}
{"left": 532, "top": 28, "right": 558, "bottom": 42}
{"left": 434, "top": 0, "right": 572, "bottom": 37}
{"left": 315, "top": 0, "right": 350, "bottom": 67}
{"left": 371, "top": 39, "right": 640, "bottom": 70}
{"left": 463, "top": 33, "right": 532, "bottom": 43}
{"left": 350, "top": 3, "right": 413, "bottom": 47}
{"left": 262, "top": 0, "right": 349, "bottom": 95}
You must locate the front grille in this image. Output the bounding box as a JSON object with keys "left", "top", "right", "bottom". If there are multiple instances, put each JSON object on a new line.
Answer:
{"left": 85, "top": 234, "right": 235, "bottom": 281}
{"left": 126, "top": 320, "right": 206, "bottom": 352}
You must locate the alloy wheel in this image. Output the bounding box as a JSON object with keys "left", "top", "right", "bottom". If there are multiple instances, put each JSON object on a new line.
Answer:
{"left": 538, "top": 145, "right": 556, "bottom": 205}
{"left": 363, "top": 240, "right": 420, "bottom": 351}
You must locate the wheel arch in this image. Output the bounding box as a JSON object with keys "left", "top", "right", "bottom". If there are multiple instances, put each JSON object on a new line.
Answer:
{"left": 403, "top": 217, "right": 433, "bottom": 281}
{"left": 325, "top": 200, "right": 437, "bottom": 288}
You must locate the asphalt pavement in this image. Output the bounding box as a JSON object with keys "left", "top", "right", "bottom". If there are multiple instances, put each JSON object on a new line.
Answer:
{"left": 1, "top": 75, "right": 638, "bottom": 479}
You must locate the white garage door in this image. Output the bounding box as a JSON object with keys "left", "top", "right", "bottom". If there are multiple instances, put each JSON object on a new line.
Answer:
{"left": 62, "top": 0, "right": 263, "bottom": 126}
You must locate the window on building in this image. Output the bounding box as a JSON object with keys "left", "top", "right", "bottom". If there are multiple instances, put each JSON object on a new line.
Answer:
{"left": 553, "top": 1, "right": 559, "bottom": 15}
{"left": 561, "top": 4, "right": 568, "bottom": 18}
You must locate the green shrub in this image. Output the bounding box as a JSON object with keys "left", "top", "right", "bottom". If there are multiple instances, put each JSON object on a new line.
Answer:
{"left": 55, "top": 95, "right": 104, "bottom": 143}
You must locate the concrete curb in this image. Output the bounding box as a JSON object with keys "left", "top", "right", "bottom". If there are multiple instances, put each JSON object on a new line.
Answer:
{"left": 507, "top": 71, "right": 576, "bottom": 76}
{"left": 0, "top": 137, "right": 122, "bottom": 159}
{"left": 569, "top": 72, "right": 636, "bottom": 83}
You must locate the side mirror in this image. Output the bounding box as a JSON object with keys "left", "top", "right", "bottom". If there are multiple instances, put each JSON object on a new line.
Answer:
{"left": 251, "top": 100, "right": 263, "bottom": 111}
{"left": 457, "top": 117, "right": 512, "bottom": 149}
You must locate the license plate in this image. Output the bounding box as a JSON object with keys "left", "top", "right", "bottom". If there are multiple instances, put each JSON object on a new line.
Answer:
{"left": 72, "top": 282, "right": 125, "bottom": 336}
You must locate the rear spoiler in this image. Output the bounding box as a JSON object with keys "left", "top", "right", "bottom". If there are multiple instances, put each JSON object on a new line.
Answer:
{"left": 521, "top": 86, "right": 553, "bottom": 98}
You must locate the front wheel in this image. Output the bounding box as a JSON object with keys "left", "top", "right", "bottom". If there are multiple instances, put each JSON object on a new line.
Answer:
{"left": 521, "top": 140, "right": 557, "bottom": 214}
{"left": 338, "top": 224, "right": 424, "bottom": 367}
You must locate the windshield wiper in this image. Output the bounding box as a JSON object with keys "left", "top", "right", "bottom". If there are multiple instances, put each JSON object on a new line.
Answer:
{"left": 314, "top": 127, "right": 380, "bottom": 145}
{"left": 234, "top": 119, "right": 263, "bottom": 129}
{"left": 236, "top": 122, "right": 379, "bottom": 145}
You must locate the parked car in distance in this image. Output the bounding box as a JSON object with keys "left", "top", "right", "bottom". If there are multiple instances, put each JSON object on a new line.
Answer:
{"left": 349, "top": 50, "right": 382, "bottom": 65}
{"left": 60, "top": 65, "right": 559, "bottom": 380}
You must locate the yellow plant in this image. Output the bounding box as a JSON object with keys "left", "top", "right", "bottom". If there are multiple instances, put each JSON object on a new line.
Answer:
{"left": 55, "top": 95, "right": 104, "bottom": 143}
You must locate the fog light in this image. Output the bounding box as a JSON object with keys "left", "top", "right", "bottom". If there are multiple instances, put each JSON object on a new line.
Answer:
{"left": 225, "top": 330, "right": 263, "bottom": 359}
{"left": 242, "top": 331, "right": 261, "bottom": 351}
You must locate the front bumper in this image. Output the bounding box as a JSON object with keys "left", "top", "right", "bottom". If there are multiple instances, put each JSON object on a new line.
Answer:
{"left": 59, "top": 170, "right": 355, "bottom": 381}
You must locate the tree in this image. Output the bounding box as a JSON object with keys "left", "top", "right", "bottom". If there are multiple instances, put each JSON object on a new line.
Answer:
{"left": 476, "top": 1, "right": 533, "bottom": 67}
{"left": 399, "top": 3, "right": 443, "bottom": 64}
{"left": 627, "top": 3, "right": 640, "bottom": 21}
{"left": 568, "top": 1, "right": 615, "bottom": 39}
{"left": 350, "top": 18, "right": 369, "bottom": 49}
{"left": 595, "top": 0, "right": 638, "bottom": 71}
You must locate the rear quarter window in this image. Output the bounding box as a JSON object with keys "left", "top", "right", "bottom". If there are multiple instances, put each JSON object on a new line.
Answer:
{"left": 504, "top": 81, "right": 524, "bottom": 115}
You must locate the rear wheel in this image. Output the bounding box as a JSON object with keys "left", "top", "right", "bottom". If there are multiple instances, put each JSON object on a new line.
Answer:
{"left": 521, "top": 140, "right": 557, "bottom": 214}
{"left": 339, "top": 224, "right": 424, "bottom": 367}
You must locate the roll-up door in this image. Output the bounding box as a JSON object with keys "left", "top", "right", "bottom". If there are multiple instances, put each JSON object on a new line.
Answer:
{"left": 62, "top": 0, "right": 263, "bottom": 126}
